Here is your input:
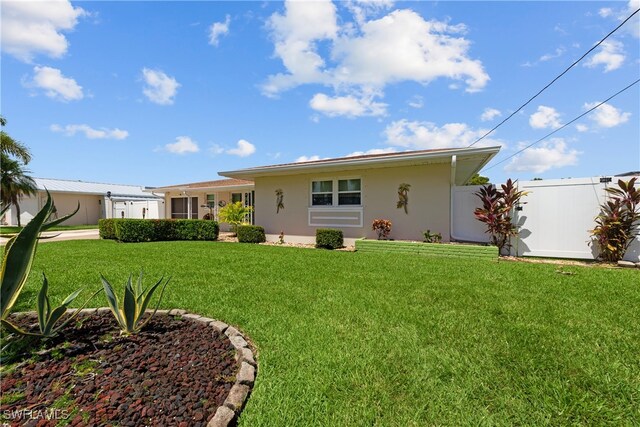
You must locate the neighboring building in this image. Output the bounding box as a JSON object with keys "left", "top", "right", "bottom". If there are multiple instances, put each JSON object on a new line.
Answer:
{"left": 149, "top": 179, "right": 255, "bottom": 232}
{"left": 2, "top": 178, "right": 165, "bottom": 226}
{"left": 219, "top": 146, "right": 499, "bottom": 244}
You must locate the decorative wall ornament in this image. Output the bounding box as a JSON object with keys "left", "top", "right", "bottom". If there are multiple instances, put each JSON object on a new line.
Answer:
{"left": 275, "top": 189, "right": 284, "bottom": 213}
{"left": 397, "top": 183, "right": 411, "bottom": 214}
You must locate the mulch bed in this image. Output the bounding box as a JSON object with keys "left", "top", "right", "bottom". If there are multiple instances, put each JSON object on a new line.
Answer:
{"left": 1, "top": 312, "right": 238, "bottom": 427}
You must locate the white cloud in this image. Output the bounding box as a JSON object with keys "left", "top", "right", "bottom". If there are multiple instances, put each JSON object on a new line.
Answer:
{"left": 584, "top": 102, "right": 631, "bottom": 128}
{"left": 209, "top": 15, "right": 230, "bottom": 46}
{"left": 165, "top": 136, "right": 199, "bottom": 154}
{"left": 346, "top": 147, "right": 397, "bottom": 157}
{"left": 575, "top": 123, "right": 589, "bottom": 132}
{"left": 263, "top": 2, "right": 489, "bottom": 106}
{"left": 309, "top": 91, "right": 387, "bottom": 117}
{"left": 29, "top": 66, "right": 83, "bottom": 101}
{"left": 529, "top": 106, "right": 562, "bottom": 129}
{"left": 407, "top": 95, "right": 424, "bottom": 109}
{"left": 505, "top": 138, "right": 580, "bottom": 173}
{"left": 345, "top": 0, "right": 395, "bottom": 25}
{"left": 480, "top": 107, "right": 501, "bottom": 122}
{"left": 295, "top": 155, "right": 323, "bottom": 162}
{"left": 209, "top": 144, "right": 224, "bottom": 155}
{"left": 142, "top": 68, "right": 180, "bottom": 105}
{"left": 599, "top": 8, "right": 613, "bottom": 18}
{"left": 1, "top": 0, "right": 86, "bottom": 62}
{"left": 583, "top": 40, "right": 625, "bottom": 72}
{"left": 384, "top": 119, "right": 503, "bottom": 150}
{"left": 539, "top": 47, "right": 565, "bottom": 62}
{"left": 50, "top": 124, "right": 128, "bottom": 140}
{"left": 226, "top": 139, "right": 256, "bottom": 157}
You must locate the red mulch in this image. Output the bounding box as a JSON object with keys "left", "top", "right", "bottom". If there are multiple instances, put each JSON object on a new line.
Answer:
{"left": 1, "top": 313, "right": 238, "bottom": 427}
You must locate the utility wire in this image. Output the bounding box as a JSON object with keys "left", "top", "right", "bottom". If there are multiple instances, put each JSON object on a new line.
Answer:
{"left": 483, "top": 78, "right": 640, "bottom": 171}
{"left": 468, "top": 7, "right": 640, "bottom": 147}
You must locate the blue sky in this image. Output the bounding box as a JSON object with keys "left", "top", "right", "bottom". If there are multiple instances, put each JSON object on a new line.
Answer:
{"left": 2, "top": 0, "right": 638, "bottom": 187}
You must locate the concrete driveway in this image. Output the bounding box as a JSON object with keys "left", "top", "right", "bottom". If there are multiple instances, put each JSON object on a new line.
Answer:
{"left": 0, "top": 229, "right": 100, "bottom": 245}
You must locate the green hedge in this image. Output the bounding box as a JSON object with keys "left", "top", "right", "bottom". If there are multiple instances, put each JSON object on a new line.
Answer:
{"left": 98, "top": 219, "right": 117, "bottom": 240}
{"left": 315, "top": 228, "right": 343, "bottom": 249}
{"left": 100, "top": 219, "right": 219, "bottom": 242}
{"left": 237, "top": 225, "right": 266, "bottom": 243}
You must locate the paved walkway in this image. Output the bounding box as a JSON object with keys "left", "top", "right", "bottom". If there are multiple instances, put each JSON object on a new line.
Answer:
{"left": 0, "top": 229, "right": 99, "bottom": 245}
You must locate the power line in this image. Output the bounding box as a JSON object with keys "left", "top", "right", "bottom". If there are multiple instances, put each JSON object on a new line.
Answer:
{"left": 483, "top": 78, "right": 640, "bottom": 172}
{"left": 468, "top": 7, "right": 640, "bottom": 148}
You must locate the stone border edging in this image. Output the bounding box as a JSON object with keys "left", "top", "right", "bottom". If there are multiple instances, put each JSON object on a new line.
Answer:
{"left": 44, "top": 307, "right": 257, "bottom": 427}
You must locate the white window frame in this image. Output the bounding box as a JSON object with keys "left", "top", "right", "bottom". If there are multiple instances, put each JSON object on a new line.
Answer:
{"left": 310, "top": 177, "right": 362, "bottom": 207}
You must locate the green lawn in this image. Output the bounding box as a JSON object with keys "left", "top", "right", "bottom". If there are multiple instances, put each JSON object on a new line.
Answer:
{"left": 18, "top": 240, "right": 640, "bottom": 426}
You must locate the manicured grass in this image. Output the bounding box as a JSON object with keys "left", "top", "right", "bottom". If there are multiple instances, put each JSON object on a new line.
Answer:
{"left": 19, "top": 240, "right": 640, "bottom": 426}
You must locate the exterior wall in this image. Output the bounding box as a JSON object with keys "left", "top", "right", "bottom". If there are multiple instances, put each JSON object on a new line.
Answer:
{"left": 254, "top": 163, "right": 452, "bottom": 241}
{"left": 7, "top": 192, "right": 103, "bottom": 226}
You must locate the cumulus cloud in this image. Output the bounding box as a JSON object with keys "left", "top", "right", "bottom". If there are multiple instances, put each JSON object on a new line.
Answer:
{"left": 480, "top": 107, "right": 501, "bottom": 122}
{"left": 600, "top": 1, "right": 639, "bottom": 38}
{"left": 309, "top": 91, "right": 387, "bottom": 117}
{"left": 50, "top": 124, "right": 128, "bottom": 140}
{"left": 209, "top": 15, "right": 230, "bottom": 46}
{"left": 142, "top": 68, "right": 180, "bottom": 105}
{"left": 165, "top": 136, "right": 199, "bottom": 154}
{"left": 295, "top": 155, "right": 324, "bottom": 162}
{"left": 584, "top": 102, "right": 631, "bottom": 127}
{"left": 583, "top": 40, "right": 625, "bottom": 72}
{"left": 27, "top": 66, "right": 83, "bottom": 101}
{"left": 529, "top": 106, "right": 562, "bottom": 129}
{"left": 346, "top": 147, "right": 397, "bottom": 157}
{"left": 505, "top": 138, "right": 580, "bottom": 173}
{"left": 345, "top": 0, "right": 395, "bottom": 25}
{"left": 384, "top": 119, "right": 503, "bottom": 150}
{"left": 263, "top": 2, "right": 489, "bottom": 109}
{"left": 226, "top": 139, "right": 256, "bottom": 157}
{"left": 1, "top": 0, "right": 86, "bottom": 62}
{"left": 575, "top": 123, "right": 589, "bottom": 132}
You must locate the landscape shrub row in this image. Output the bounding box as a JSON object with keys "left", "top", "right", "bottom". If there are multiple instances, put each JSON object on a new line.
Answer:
{"left": 99, "top": 219, "right": 219, "bottom": 242}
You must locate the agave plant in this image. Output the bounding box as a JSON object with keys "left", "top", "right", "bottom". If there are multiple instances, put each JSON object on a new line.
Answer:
{"left": 1, "top": 191, "right": 81, "bottom": 334}
{"left": 101, "top": 272, "right": 170, "bottom": 335}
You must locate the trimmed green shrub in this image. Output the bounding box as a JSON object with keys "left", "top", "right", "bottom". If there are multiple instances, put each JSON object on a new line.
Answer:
{"left": 98, "top": 218, "right": 117, "bottom": 240}
{"left": 114, "top": 219, "right": 156, "bottom": 243}
{"left": 316, "top": 228, "right": 343, "bottom": 249}
{"left": 174, "top": 219, "right": 219, "bottom": 241}
{"left": 106, "top": 219, "right": 219, "bottom": 242}
{"left": 237, "top": 225, "right": 266, "bottom": 243}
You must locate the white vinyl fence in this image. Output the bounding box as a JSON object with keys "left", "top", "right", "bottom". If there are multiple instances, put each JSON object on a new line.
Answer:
{"left": 452, "top": 176, "right": 640, "bottom": 262}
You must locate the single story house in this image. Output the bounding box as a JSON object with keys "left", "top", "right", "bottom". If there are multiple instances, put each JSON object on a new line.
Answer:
{"left": 2, "top": 178, "right": 165, "bottom": 226}
{"left": 152, "top": 146, "right": 499, "bottom": 243}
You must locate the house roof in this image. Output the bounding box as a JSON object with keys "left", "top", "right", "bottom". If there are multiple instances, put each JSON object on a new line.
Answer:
{"left": 220, "top": 146, "right": 501, "bottom": 185}
{"left": 149, "top": 178, "right": 254, "bottom": 193}
{"left": 34, "top": 178, "right": 163, "bottom": 200}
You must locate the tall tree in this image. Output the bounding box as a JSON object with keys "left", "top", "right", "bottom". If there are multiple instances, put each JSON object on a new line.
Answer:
{"left": 467, "top": 173, "right": 490, "bottom": 185}
{"left": 1, "top": 116, "right": 31, "bottom": 164}
{"left": 1, "top": 154, "right": 37, "bottom": 226}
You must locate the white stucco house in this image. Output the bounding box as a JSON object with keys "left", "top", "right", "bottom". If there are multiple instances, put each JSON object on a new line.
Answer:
{"left": 2, "top": 178, "right": 165, "bottom": 226}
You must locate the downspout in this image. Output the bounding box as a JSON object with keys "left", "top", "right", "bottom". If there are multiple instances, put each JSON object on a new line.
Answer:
{"left": 449, "top": 155, "right": 464, "bottom": 242}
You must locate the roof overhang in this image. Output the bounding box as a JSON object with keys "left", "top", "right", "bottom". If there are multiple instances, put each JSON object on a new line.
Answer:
{"left": 220, "top": 146, "right": 500, "bottom": 186}
{"left": 146, "top": 183, "right": 254, "bottom": 193}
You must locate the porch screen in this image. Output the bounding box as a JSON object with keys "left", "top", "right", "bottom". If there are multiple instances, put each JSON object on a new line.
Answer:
{"left": 171, "top": 197, "right": 198, "bottom": 219}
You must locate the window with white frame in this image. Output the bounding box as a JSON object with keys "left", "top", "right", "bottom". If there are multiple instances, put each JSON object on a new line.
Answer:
{"left": 311, "top": 180, "right": 333, "bottom": 205}
{"left": 311, "top": 179, "right": 361, "bottom": 206}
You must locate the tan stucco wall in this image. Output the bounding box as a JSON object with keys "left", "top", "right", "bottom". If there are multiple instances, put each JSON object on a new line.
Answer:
{"left": 254, "top": 163, "right": 452, "bottom": 241}
{"left": 50, "top": 192, "right": 103, "bottom": 225}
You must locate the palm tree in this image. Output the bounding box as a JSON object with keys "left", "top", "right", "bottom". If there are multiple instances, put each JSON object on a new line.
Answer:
{"left": 1, "top": 116, "right": 31, "bottom": 164}
{"left": 1, "top": 154, "right": 37, "bottom": 226}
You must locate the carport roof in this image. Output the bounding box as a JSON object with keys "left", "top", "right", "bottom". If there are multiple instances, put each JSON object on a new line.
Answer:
{"left": 34, "top": 178, "right": 162, "bottom": 199}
